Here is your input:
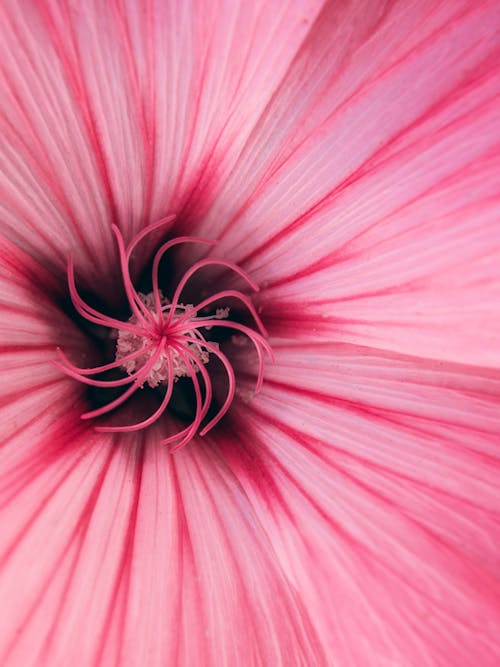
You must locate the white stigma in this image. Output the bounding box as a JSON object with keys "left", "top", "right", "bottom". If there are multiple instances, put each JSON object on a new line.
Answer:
{"left": 115, "top": 291, "right": 227, "bottom": 388}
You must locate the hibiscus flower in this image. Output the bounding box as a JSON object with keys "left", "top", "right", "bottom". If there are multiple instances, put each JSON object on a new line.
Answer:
{"left": 1, "top": 1, "right": 499, "bottom": 666}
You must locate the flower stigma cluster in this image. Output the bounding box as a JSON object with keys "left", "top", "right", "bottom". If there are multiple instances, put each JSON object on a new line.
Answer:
{"left": 55, "top": 218, "right": 273, "bottom": 450}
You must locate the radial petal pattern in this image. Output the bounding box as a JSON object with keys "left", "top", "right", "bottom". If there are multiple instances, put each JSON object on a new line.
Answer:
{"left": 0, "top": 0, "right": 324, "bottom": 287}
{"left": 203, "top": 0, "right": 500, "bottom": 367}
{"left": 230, "top": 343, "right": 500, "bottom": 664}
{"left": 0, "top": 1, "right": 500, "bottom": 666}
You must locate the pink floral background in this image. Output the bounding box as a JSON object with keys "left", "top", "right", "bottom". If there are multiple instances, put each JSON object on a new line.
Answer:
{"left": 0, "top": 1, "right": 499, "bottom": 665}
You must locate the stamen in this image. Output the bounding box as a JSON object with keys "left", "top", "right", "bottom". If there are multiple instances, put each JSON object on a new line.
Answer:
{"left": 166, "top": 258, "right": 259, "bottom": 327}
{"left": 56, "top": 218, "right": 272, "bottom": 449}
{"left": 151, "top": 236, "right": 216, "bottom": 324}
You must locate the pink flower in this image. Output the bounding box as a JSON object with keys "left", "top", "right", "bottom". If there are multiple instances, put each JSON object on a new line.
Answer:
{"left": 1, "top": 1, "right": 499, "bottom": 665}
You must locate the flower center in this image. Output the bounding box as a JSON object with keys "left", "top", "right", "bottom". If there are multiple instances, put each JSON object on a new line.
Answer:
{"left": 114, "top": 292, "right": 228, "bottom": 387}
{"left": 55, "top": 217, "right": 272, "bottom": 450}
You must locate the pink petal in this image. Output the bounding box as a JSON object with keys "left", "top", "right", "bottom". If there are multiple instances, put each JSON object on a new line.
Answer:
{"left": 200, "top": 1, "right": 500, "bottom": 367}
{"left": 227, "top": 342, "right": 500, "bottom": 665}
{"left": 2, "top": 1, "right": 500, "bottom": 665}
{"left": 0, "top": 237, "right": 325, "bottom": 664}
{"left": 0, "top": 424, "right": 329, "bottom": 665}
{"left": 0, "top": 0, "right": 323, "bottom": 287}
{"left": 0, "top": 237, "right": 89, "bottom": 401}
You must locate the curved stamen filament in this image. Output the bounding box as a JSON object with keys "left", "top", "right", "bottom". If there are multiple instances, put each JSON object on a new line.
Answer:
{"left": 162, "top": 343, "right": 209, "bottom": 450}
{"left": 176, "top": 319, "right": 271, "bottom": 393}
{"left": 178, "top": 341, "right": 213, "bottom": 419}
{"left": 59, "top": 224, "right": 272, "bottom": 450}
{"left": 174, "top": 319, "right": 273, "bottom": 358}
{"left": 55, "top": 343, "right": 156, "bottom": 377}
{"left": 81, "top": 340, "right": 166, "bottom": 420}
{"left": 111, "top": 225, "right": 154, "bottom": 326}
{"left": 54, "top": 352, "right": 156, "bottom": 388}
{"left": 167, "top": 258, "right": 259, "bottom": 327}
{"left": 151, "top": 237, "right": 215, "bottom": 323}
{"left": 125, "top": 215, "right": 176, "bottom": 261}
{"left": 183, "top": 337, "right": 236, "bottom": 436}
{"left": 95, "top": 351, "right": 175, "bottom": 433}
{"left": 173, "top": 289, "right": 268, "bottom": 337}
{"left": 68, "top": 257, "right": 147, "bottom": 336}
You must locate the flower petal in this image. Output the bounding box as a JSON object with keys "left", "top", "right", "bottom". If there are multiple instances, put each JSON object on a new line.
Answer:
{"left": 201, "top": 0, "right": 500, "bottom": 366}
{"left": 0, "top": 234, "right": 326, "bottom": 664}
{"left": 0, "top": 424, "right": 329, "bottom": 666}
{"left": 226, "top": 342, "right": 500, "bottom": 665}
{"left": 0, "top": 236, "right": 88, "bottom": 413}
{"left": 0, "top": 0, "right": 323, "bottom": 284}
